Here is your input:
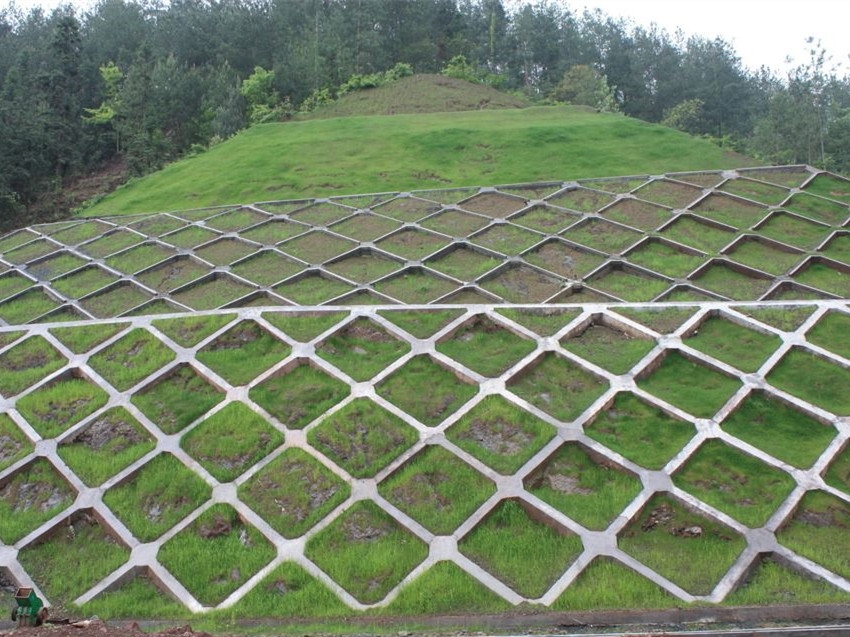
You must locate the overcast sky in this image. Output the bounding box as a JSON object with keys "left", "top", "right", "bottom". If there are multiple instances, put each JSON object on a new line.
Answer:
{"left": 5, "top": 0, "right": 849, "bottom": 76}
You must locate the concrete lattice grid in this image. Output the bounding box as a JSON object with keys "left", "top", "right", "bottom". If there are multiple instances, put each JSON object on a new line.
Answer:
{"left": 0, "top": 164, "right": 849, "bottom": 613}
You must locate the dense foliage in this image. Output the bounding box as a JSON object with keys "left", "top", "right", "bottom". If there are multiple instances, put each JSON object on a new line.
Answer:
{"left": 1, "top": 0, "right": 848, "bottom": 228}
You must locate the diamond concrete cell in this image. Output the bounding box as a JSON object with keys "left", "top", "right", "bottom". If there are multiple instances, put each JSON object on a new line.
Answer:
{"left": 470, "top": 223, "right": 542, "bottom": 256}
{"left": 305, "top": 500, "right": 428, "bottom": 604}
{"left": 459, "top": 192, "right": 527, "bottom": 218}
{"left": 507, "top": 351, "right": 608, "bottom": 423}
{"left": 562, "top": 218, "right": 641, "bottom": 255}
{"left": 81, "top": 281, "right": 154, "bottom": 318}
{"left": 0, "top": 272, "right": 34, "bottom": 301}
{"left": 481, "top": 263, "right": 565, "bottom": 303}
{"left": 52, "top": 265, "right": 120, "bottom": 299}
{"left": 722, "top": 235, "right": 805, "bottom": 276}
{"left": 523, "top": 238, "right": 605, "bottom": 280}
{"left": 373, "top": 267, "right": 458, "bottom": 304}
{"left": 377, "top": 354, "right": 476, "bottom": 427}
{"left": 15, "top": 369, "right": 109, "bottom": 439}
{"left": 767, "top": 346, "right": 850, "bottom": 416}
{"left": 625, "top": 237, "right": 707, "bottom": 279}
{"left": 547, "top": 186, "right": 615, "bottom": 213}
{"left": 324, "top": 249, "right": 402, "bottom": 284}
{"left": 436, "top": 314, "right": 535, "bottom": 377}
{"left": 25, "top": 251, "right": 88, "bottom": 281}
{"left": 161, "top": 224, "right": 220, "bottom": 249}
{"left": 601, "top": 198, "right": 672, "bottom": 231}
{"left": 88, "top": 328, "right": 175, "bottom": 392}
{"left": 0, "top": 229, "right": 39, "bottom": 255}
{"left": 136, "top": 256, "right": 212, "bottom": 293}
{"left": 372, "top": 196, "right": 441, "bottom": 223}
{"left": 106, "top": 242, "right": 177, "bottom": 275}
{"left": 720, "top": 177, "right": 790, "bottom": 206}
{"left": 459, "top": 498, "right": 583, "bottom": 599}
{"left": 230, "top": 249, "right": 305, "bottom": 286}
{"left": 195, "top": 237, "right": 257, "bottom": 266}
{"left": 0, "top": 458, "right": 76, "bottom": 544}
{"left": 227, "top": 290, "right": 292, "bottom": 308}
{"left": 379, "top": 445, "right": 496, "bottom": 534}
{"left": 273, "top": 270, "right": 354, "bottom": 305}
{"left": 151, "top": 313, "right": 236, "bottom": 348}
{"left": 132, "top": 363, "right": 224, "bottom": 434}
{"left": 262, "top": 310, "right": 347, "bottom": 342}
{"left": 806, "top": 309, "right": 850, "bottom": 359}
{"left": 288, "top": 202, "right": 352, "bottom": 227}
{"left": 57, "top": 406, "right": 155, "bottom": 487}
{"left": 104, "top": 453, "right": 211, "bottom": 542}
{"left": 792, "top": 256, "right": 850, "bottom": 298}
{"left": 182, "top": 401, "right": 284, "bottom": 482}
{"left": 4, "top": 239, "right": 61, "bottom": 265}
{"left": 785, "top": 192, "right": 850, "bottom": 226}
{"left": 421, "top": 209, "right": 490, "bottom": 237}
{"left": 511, "top": 204, "right": 580, "bottom": 234}
{"left": 158, "top": 503, "right": 276, "bottom": 607}
{"left": 673, "top": 439, "right": 796, "bottom": 528}
{"left": 309, "top": 397, "right": 418, "bottom": 478}
{"left": 0, "top": 288, "right": 62, "bottom": 326}
{"left": 240, "top": 218, "right": 309, "bottom": 245}
{"left": 689, "top": 260, "right": 774, "bottom": 301}
{"left": 329, "top": 212, "right": 401, "bottom": 242}
{"left": 78, "top": 229, "right": 145, "bottom": 259}
{"left": 637, "top": 349, "right": 741, "bottom": 419}
{"left": 203, "top": 207, "right": 269, "bottom": 233}
{"left": 377, "top": 307, "right": 464, "bottom": 339}
{"left": 684, "top": 313, "right": 782, "bottom": 373}
{"left": 375, "top": 228, "right": 451, "bottom": 261}
{"left": 820, "top": 231, "right": 850, "bottom": 265}
{"left": 585, "top": 263, "right": 671, "bottom": 302}
{"left": 618, "top": 493, "right": 746, "bottom": 596}
{"left": 777, "top": 490, "right": 850, "bottom": 581}
{"left": 425, "top": 244, "right": 502, "bottom": 281}
{"left": 49, "top": 220, "right": 114, "bottom": 246}
{"left": 0, "top": 413, "right": 33, "bottom": 472}
{"left": 496, "top": 306, "right": 581, "bottom": 337}
{"left": 240, "top": 447, "right": 349, "bottom": 538}
{"left": 659, "top": 215, "right": 735, "bottom": 253}
{"left": 447, "top": 394, "right": 555, "bottom": 474}
{"left": 128, "top": 215, "right": 186, "bottom": 237}
{"left": 197, "top": 319, "right": 291, "bottom": 386}
{"left": 823, "top": 443, "right": 850, "bottom": 496}
{"left": 525, "top": 441, "right": 642, "bottom": 530}
{"left": 803, "top": 173, "right": 850, "bottom": 204}
{"left": 279, "top": 230, "right": 355, "bottom": 264}
{"left": 690, "top": 192, "right": 770, "bottom": 229}
{"left": 249, "top": 358, "right": 349, "bottom": 429}
{"left": 632, "top": 179, "right": 703, "bottom": 209}
{"left": 0, "top": 335, "right": 67, "bottom": 398}
{"left": 762, "top": 281, "right": 833, "bottom": 302}
{"left": 316, "top": 317, "right": 409, "bottom": 381}
{"left": 561, "top": 316, "right": 655, "bottom": 375}
{"left": 755, "top": 211, "right": 831, "bottom": 250}
{"left": 17, "top": 510, "right": 130, "bottom": 607}
{"left": 585, "top": 392, "right": 696, "bottom": 470}
{"left": 171, "top": 273, "right": 255, "bottom": 310}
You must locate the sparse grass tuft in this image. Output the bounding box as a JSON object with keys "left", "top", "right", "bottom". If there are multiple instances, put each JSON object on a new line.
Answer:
{"left": 132, "top": 364, "right": 224, "bottom": 434}
{"left": 88, "top": 329, "right": 175, "bottom": 392}
{"left": 16, "top": 375, "right": 109, "bottom": 438}
{"left": 437, "top": 316, "right": 536, "bottom": 377}
{"left": 767, "top": 347, "right": 850, "bottom": 415}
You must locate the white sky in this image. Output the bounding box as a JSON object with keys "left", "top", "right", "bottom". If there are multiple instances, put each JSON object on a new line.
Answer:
{"left": 5, "top": 0, "right": 850, "bottom": 76}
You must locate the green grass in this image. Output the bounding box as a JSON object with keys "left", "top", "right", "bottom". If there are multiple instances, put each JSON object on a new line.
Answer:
{"left": 106, "top": 243, "right": 176, "bottom": 274}
{"left": 81, "top": 282, "right": 152, "bottom": 318}
{"left": 379, "top": 445, "right": 496, "bottom": 534}
{"left": 205, "top": 207, "right": 269, "bottom": 232}
{"left": 195, "top": 238, "right": 256, "bottom": 266}
{"left": 563, "top": 218, "right": 641, "bottom": 254}
{"left": 525, "top": 239, "right": 605, "bottom": 278}
{"left": 18, "top": 514, "right": 130, "bottom": 607}
{"left": 794, "top": 261, "right": 850, "bottom": 297}
{"left": 512, "top": 205, "right": 579, "bottom": 234}
{"left": 57, "top": 407, "right": 155, "bottom": 486}
{"left": 196, "top": 320, "right": 291, "bottom": 386}
{"left": 804, "top": 173, "right": 850, "bottom": 203}
{"left": 619, "top": 494, "right": 746, "bottom": 595}
{"left": 723, "top": 555, "right": 850, "bottom": 606}
{"left": 551, "top": 557, "right": 679, "bottom": 610}
{"left": 691, "top": 193, "right": 769, "bottom": 229}
{"left": 26, "top": 252, "right": 86, "bottom": 280}
{"left": 308, "top": 398, "right": 417, "bottom": 478}
{"left": 261, "top": 310, "right": 346, "bottom": 342}
{"left": 239, "top": 448, "right": 349, "bottom": 538}
{"left": 0, "top": 272, "right": 32, "bottom": 300}
{"left": 589, "top": 267, "right": 671, "bottom": 302}
{"left": 158, "top": 503, "right": 276, "bottom": 606}
{"left": 0, "top": 413, "right": 33, "bottom": 471}
{"left": 249, "top": 361, "right": 350, "bottom": 429}
{"left": 274, "top": 272, "right": 353, "bottom": 304}
{"left": 806, "top": 310, "right": 850, "bottom": 359}
{"left": 767, "top": 346, "right": 850, "bottom": 415}
{"left": 88, "top": 328, "right": 176, "bottom": 392}
{"left": 447, "top": 395, "right": 555, "bottom": 475}
{"left": 305, "top": 500, "right": 428, "bottom": 604}
{"left": 78, "top": 230, "right": 144, "bottom": 258}
{"left": 330, "top": 213, "right": 401, "bottom": 242}
{"left": 152, "top": 313, "right": 236, "bottom": 347}
{"left": 103, "top": 453, "right": 211, "bottom": 542}
{"left": 459, "top": 499, "right": 583, "bottom": 599}
{"left": 437, "top": 316, "right": 535, "bottom": 377}
{"left": 660, "top": 216, "right": 736, "bottom": 252}
{"left": 525, "top": 443, "right": 642, "bottom": 530}
{"left": 135, "top": 257, "right": 212, "bottom": 293}
{"left": 824, "top": 444, "right": 850, "bottom": 495}
{"left": 377, "top": 308, "right": 463, "bottom": 339}
{"left": 162, "top": 225, "right": 220, "bottom": 249}
{"left": 232, "top": 250, "right": 305, "bottom": 286}
{"left": 15, "top": 375, "right": 109, "bottom": 438}
{"left": 381, "top": 560, "right": 511, "bottom": 615}
{"left": 376, "top": 355, "right": 477, "bottom": 427}
{"left": 735, "top": 305, "right": 815, "bottom": 332}
{"left": 80, "top": 572, "right": 190, "bottom": 619}
{"left": 507, "top": 352, "right": 608, "bottom": 422}
{"left": 426, "top": 246, "right": 502, "bottom": 280}
{"left": 626, "top": 240, "right": 706, "bottom": 278}
{"left": 316, "top": 318, "right": 410, "bottom": 381}
{"left": 692, "top": 262, "right": 773, "bottom": 300}
{"left": 725, "top": 238, "right": 803, "bottom": 275}
{"left": 777, "top": 490, "right": 850, "bottom": 580}
{"left": 685, "top": 315, "right": 781, "bottom": 372}
{"left": 83, "top": 106, "right": 749, "bottom": 217}
{"left": 481, "top": 264, "right": 565, "bottom": 303}
{"left": 673, "top": 439, "right": 796, "bottom": 528}
{"left": 586, "top": 392, "right": 695, "bottom": 469}
{"left": 52, "top": 266, "right": 119, "bottom": 298}
{"left": 0, "top": 458, "right": 75, "bottom": 543}
{"left": 612, "top": 307, "right": 697, "bottom": 335}
{"left": 634, "top": 179, "right": 703, "bottom": 208}
{"left": 720, "top": 391, "right": 836, "bottom": 469}
{"left": 131, "top": 364, "right": 224, "bottom": 434}
{"left": 181, "top": 402, "right": 284, "bottom": 482}
{"left": 757, "top": 212, "right": 831, "bottom": 250}
{"left": 0, "top": 336, "right": 67, "bottom": 397}
{"left": 471, "top": 224, "right": 542, "bottom": 256}
{"left": 561, "top": 323, "right": 655, "bottom": 375}
{"left": 785, "top": 192, "right": 849, "bottom": 225}
{"left": 496, "top": 307, "right": 581, "bottom": 337}
{"left": 0, "top": 288, "right": 62, "bottom": 323}
{"left": 721, "top": 178, "right": 789, "bottom": 206}
{"left": 638, "top": 350, "right": 741, "bottom": 418}
{"left": 374, "top": 268, "right": 458, "bottom": 303}
{"left": 172, "top": 274, "right": 254, "bottom": 310}
{"left": 50, "top": 322, "right": 127, "bottom": 354}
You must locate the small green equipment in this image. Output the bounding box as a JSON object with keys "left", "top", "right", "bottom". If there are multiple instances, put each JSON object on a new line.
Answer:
{"left": 10, "top": 587, "right": 48, "bottom": 626}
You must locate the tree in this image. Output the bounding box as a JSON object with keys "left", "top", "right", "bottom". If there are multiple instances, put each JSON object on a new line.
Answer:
{"left": 549, "top": 64, "right": 619, "bottom": 112}
{"left": 241, "top": 66, "right": 284, "bottom": 124}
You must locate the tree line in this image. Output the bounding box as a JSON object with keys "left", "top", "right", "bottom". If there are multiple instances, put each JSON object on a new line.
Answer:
{"left": 1, "top": 0, "right": 848, "bottom": 228}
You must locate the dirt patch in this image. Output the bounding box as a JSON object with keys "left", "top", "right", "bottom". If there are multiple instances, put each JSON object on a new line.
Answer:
{"left": 198, "top": 513, "right": 231, "bottom": 539}
{"left": 340, "top": 320, "right": 392, "bottom": 344}
{"left": 75, "top": 414, "right": 145, "bottom": 452}
{"left": 525, "top": 241, "right": 603, "bottom": 279}
{"left": 1, "top": 350, "right": 50, "bottom": 372}
{"left": 0, "top": 434, "right": 23, "bottom": 464}
{"left": 484, "top": 265, "right": 563, "bottom": 302}
{"left": 205, "top": 321, "right": 261, "bottom": 351}
{"left": 462, "top": 417, "right": 533, "bottom": 455}
{"left": 797, "top": 507, "right": 842, "bottom": 528}
{"left": 0, "top": 478, "right": 68, "bottom": 513}
{"left": 545, "top": 474, "right": 593, "bottom": 495}
{"left": 460, "top": 193, "right": 526, "bottom": 218}
{"left": 602, "top": 198, "right": 670, "bottom": 230}
{"left": 389, "top": 471, "right": 452, "bottom": 510}
{"left": 343, "top": 508, "right": 392, "bottom": 542}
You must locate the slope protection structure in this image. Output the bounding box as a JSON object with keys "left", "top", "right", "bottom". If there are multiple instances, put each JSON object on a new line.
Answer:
{"left": 0, "top": 165, "right": 849, "bottom": 617}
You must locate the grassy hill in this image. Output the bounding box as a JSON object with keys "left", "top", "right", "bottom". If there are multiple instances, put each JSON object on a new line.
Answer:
{"left": 81, "top": 77, "right": 750, "bottom": 218}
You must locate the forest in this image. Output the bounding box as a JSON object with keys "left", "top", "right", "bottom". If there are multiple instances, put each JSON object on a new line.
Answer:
{"left": 1, "top": 0, "right": 849, "bottom": 229}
